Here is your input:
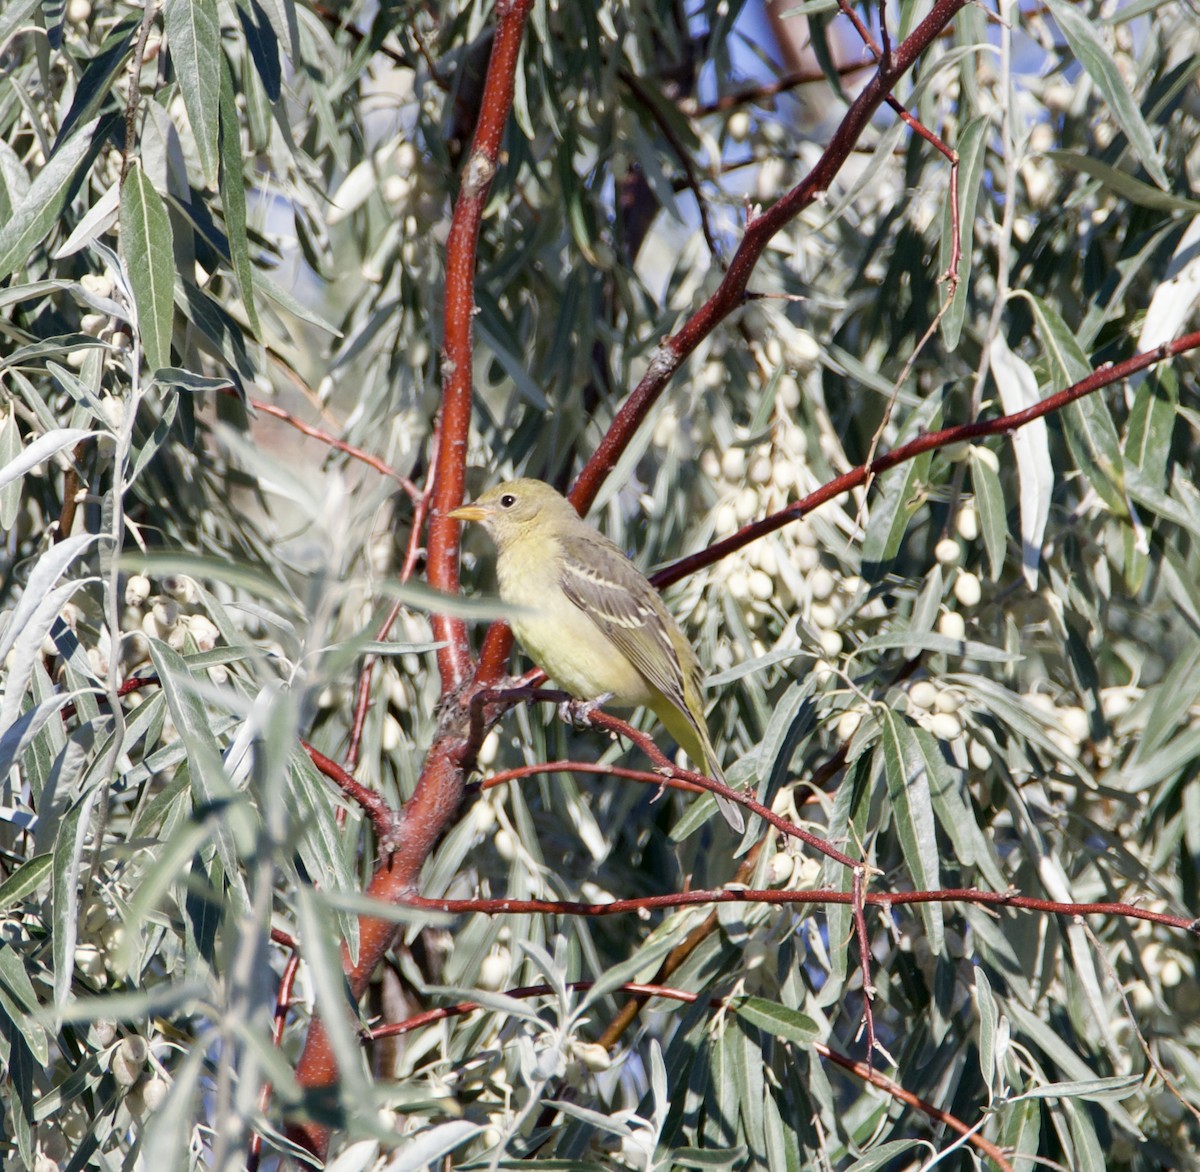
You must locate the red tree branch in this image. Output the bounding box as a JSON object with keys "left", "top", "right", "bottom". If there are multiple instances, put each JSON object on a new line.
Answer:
{"left": 286, "top": 0, "right": 535, "bottom": 1158}
{"left": 570, "top": 0, "right": 972, "bottom": 513}
{"left": 402, "top": 885, "right": 1200, "bottom": 934}
{"left": 654, "top": 329, "right": 1200, "bottom": 588}
{"left": 427, "top": 0, "right": 535, "bottom": 693}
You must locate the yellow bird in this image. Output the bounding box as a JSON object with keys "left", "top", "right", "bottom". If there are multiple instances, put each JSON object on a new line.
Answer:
{"left": 451, "top": 479, "right": 743, "bottom": 831}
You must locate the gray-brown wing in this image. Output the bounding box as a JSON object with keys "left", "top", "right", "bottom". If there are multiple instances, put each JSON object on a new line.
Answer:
{"left": 556, "top": 532, "right": 700, "bottom": 711}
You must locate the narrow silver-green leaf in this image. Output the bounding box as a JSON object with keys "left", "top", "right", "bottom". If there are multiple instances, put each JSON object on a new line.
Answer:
{"left": 990, "top": 333, "right": 1051, "bottom": 589}
{"left": 120, "top": 162, "right": 176, "bottom": 371}
{"left": 163, "top": 0, "right": 222, "bottom": 188}
{"left": 1047, "top": 151, "right": 1200, "bottom": 213}
{"left": 1024, "top": 293, "right": 1127, "bottom": 517}
{"left": 971, "top": 448, "right": 1007, "bottom": 581}
{"left": 731, "top": 996, "right": 821, "bottom": 1045}
{"left": 879, "top": 709, "right": 943, "bottom": 951}
{"left": 218, "top": 52, "right": 260, "bottom": 334}
{"left": 1044, "top": 0, "right": 1168, "bottom": 190}
{"left": 0, "top": 119, "right": 98, "bottom": 282}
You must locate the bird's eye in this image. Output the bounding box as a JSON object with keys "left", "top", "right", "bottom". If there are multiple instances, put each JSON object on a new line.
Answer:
{"left": 500, "top": 494, "right": 517, "bottom": 509}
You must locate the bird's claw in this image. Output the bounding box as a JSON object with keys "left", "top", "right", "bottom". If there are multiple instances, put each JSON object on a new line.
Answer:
{"left": 558, "top": 693, "right": 613, "bottom": 729}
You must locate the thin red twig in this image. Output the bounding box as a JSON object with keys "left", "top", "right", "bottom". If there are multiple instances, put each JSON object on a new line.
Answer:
{"left": 402, "top": 885, "right": 1200, "bottom": 934}
{"left": 248, "top": 397, "right": 420, "bottom": 497}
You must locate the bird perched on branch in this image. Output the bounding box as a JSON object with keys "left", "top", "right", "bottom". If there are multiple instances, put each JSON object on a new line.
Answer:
{"left": 451, "top": 478, "right": 743, "bottom": 831}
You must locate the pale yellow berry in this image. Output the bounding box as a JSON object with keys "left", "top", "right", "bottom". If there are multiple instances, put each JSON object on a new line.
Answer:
{"left": 111, "top": 1036, "right": 148, "bottom": 1087}
{"left": 80, "top": 272, "right": 114, "bottom": 299}
{"left": 929, "top": 712, "right": 963, "bottom": 741}
{"left": 748, "top": 454, "right": 773, "bottom": 486}
{"left": 809, "top": 567, "right": 835, "bottom": 601}
{"left": 727, "top": 111, "right": 751, "bottom": 141}
{"left": 810, "top": 602, "right": 836, "bottom": 630}
{"left": 819, "top": 630, "right": 843, "bottom": 657}
{"left": 184, "top": 615, "right": 219, "bottom": 652}
{"left": 835, "top": 709, "right": 862, "bottom": 740}
{"left": 973, "top": 446, "right": 1000, "bottom": 473}
{"left": 777, "top": 375, "right": 801, "bottom": 410}
{"left": 968, "top": 741, "right": 992, "bottom": 771}
{"left": 908, "top": 681, "right": 938, "bottom": 711}
{"left": 152, "top": 599, "right": 179, "bottom": 631}
{"left": 140, "top": 1075, "right": 170, "bottom": 1111}
{"left": 721, "top": 447, "right": 746, "bottom": 481}
{"left": 714, "top": 503, "right": 738, "bottom": 536}
{"left": 956, "top": 504, "right": 979, "bottom": 541}
{"left": 734, "top": 486, "right": 759, "bottom": 523}
{"left": 1060, "top": 706, "right": 1089, "bottom": 745}
{"left": 934, "top": 538, "right": 961, "bottom": 566}
{"left": 494, "top": 828, "right": 516, "bottom": 861}
{"left": 161, "top": 575, "right": 196, "bottom": 603}
{"left": 747, "top": 570, "right": 774, "bottom": 601}
{"left": 479, "top": 948, "right": 510, "bottom": 991}
{"left": 953, "top": 572, "right": 981, "bottom": 607}
{"left": 794, "top": 546, "right": 820, "bottom": 573}
{"left": 573, "top": 1041, "right": 612, "bottom": 1072}
{"left": 937, "top": 611, "right": 966, "bottom": 640}
{"left": 933, "top": 690, "right": 962, "bottom": 715}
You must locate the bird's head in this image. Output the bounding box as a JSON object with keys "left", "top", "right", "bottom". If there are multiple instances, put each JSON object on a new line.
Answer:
{"left": 449, "top": 478, "right": 580, "bottom": 544}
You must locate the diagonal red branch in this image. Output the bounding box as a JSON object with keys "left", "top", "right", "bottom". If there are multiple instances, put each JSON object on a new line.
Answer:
{"left": 570, "top": 0, "right": 973, "bottom": 514}
{"left": 653, "top": 329, "right": 1200, "bottom": 588}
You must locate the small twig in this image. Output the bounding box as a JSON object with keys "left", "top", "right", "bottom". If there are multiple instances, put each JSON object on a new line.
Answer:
{"left": 652, "top": 329, "right": 1200, "bottom": 589}
{"left": 247, "top": 943, "right": 300, "bottom": 1171}
{"left": 302, "top": 739, "right": 399, "bottom": 847}
{"left": 247, "top": 396, "right": 420, "bottom": 498}
{"left": 121, "top": 4, "right": 158, "bottom": 181}
{"left": 852, "top": 866, "right": 877, "bottom": 1059}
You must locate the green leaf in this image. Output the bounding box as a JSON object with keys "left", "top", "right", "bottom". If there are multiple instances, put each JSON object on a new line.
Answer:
{"left": 218, "top": 51, "right": 260, "bottom": 334}
{"left": 861, "top": 460, "right": 924, "bottom": 580}
{"left": 731, "top": 996, "right": 821, "bottom": 1045}
{"left": 1023, "top": 294, "right": 1127, "bottom": 517}
{"left": 1044, "top": 0, "right": 1168, "bottom": 189}
{"left": 1046, "top": 151, "right": 1200, "bottom": 213}
{"left": 879, "top": 709, "right": 943, "bottom": 951}
{"left": 1125, "top": 369, "right": 1177, "bottom": 489}
{"left": 163, "top": 0, "right": 222, "bottom": 188}
{"left": 989, "top": 332, "right": 1051, "bottom": 589}
{"left": 0, "top": 854, "right": 53, "bottom": 914}
{"left": 0, "top": 118, "right": 99, "bottom": 282}
{"left": 56, "top": 17, "right": 139, "bottom": 144}
{"left": 970, "top": 448, "right": 1007, "bottom": 581}
{"left": 975, "top": 965, "right": 998, "bottom": 1100}
{"left": 120, "top": 162, "right": 176, "bottom": 372}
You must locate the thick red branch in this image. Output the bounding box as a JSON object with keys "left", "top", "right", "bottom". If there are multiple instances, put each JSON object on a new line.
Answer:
{"left": 427, "top": 0, "right": 535, "bottom": 692}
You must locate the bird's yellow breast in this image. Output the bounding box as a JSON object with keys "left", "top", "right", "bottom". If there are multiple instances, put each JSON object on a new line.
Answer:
{"left": 496, "top": 537, "right": 654, "bottom": 706}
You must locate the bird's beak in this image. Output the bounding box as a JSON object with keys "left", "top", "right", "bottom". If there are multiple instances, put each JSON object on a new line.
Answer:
{"left": 448, "top": 503, "right": 487, "bottom": 522}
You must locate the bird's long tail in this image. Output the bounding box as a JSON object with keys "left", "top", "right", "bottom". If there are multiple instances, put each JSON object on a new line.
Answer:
{"left": 652, "top": 698, "right": 745, "bottom": 833}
